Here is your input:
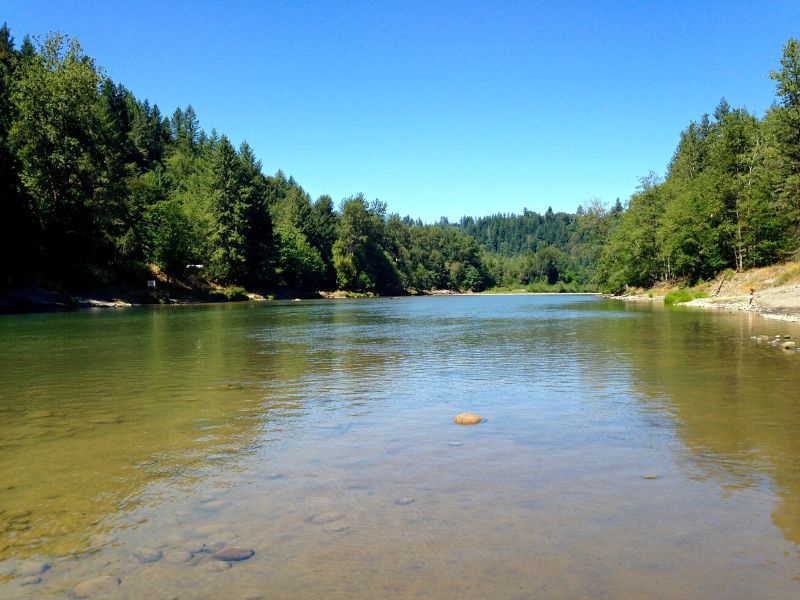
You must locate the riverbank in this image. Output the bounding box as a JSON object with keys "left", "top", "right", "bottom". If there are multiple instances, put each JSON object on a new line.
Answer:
{"left": 0, "top": 281, "right": 602, "bottom": 313}
{"left": 611, "top": 262, "right": 800, "bottom": 323}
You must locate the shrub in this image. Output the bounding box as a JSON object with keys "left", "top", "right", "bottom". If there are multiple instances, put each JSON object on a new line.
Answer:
{"left": 211, "top": 285, "right": 248, "bottom": 301}
{"left": 664, "top": 290, "right": 694, "bottom": 304}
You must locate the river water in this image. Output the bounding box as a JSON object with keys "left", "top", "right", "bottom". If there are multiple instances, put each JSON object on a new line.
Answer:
{"left": 0, "top": 295, "right": 799, "bottom": 599}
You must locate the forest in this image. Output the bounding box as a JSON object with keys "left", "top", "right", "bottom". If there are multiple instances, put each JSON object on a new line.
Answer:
{"left": 1, "top": 25, "right": 798, "bottom": 296}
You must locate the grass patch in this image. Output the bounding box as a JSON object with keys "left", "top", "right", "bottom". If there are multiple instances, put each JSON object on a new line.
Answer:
{"left": 775, "top": 264, "right": 800, "bottom": 286}
{"left": 664, "top": 289, "right": 709, "bottom": 304}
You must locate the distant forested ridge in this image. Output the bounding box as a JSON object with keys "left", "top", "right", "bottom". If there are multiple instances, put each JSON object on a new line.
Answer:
{"left": 0, "top": 25, "right": 798, "bottom": 296}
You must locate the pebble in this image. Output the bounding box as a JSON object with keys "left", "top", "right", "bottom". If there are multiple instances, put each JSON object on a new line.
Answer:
{"left": 72, "top": 575, "right": 120, "bottom": 598}
{"left": 195, "top": 524, "right": 224, "bottom": 536}
{"left": 185, "top": 542, "right": 207, "bottom": 554}
{"left": 395, "top": 497, "right": 415, "bottom": 506}
{"left": 204, "top": 560, "right": 232, "bottom": 571}
{"left": 454, "top": 412, "right": 483, "bottom": 425}
{"left": 17, "top": 561, "right": 49, "bottom": 576}
{"left": 133, "top": 547, "right": 162, "bottom": 564}
{"left": 204, "top": 540, "right": 226, "bottom": 554}
{"left": 213, "top": 547, "right": 254, "bottom": 561}
{"left": 163, "top": 550, "right": 193, "bottom": 564}
{"left": 309, "top": 512, "right": 345, "bottom": 525}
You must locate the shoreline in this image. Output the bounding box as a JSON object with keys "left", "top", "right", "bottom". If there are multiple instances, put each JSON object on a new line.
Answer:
{"left": 0, "top": 287, "right": 601, "bottom": 314}
{"left": 609, "top": 285, "right": 800, "bottom": 323}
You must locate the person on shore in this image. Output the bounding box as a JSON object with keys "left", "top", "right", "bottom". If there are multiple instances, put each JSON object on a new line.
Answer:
{"left": 748, "top": 288, "right": 755, "bottom": 308}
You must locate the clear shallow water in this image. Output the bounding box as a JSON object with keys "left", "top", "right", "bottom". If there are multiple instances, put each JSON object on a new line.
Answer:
{"left": 0, "top": 295, "right": 799, "bottom": 599}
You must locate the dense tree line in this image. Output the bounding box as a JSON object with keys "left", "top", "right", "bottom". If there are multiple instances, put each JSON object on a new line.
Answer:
{"left": 0, "top": 26, "right": 599, "bottom": 295}
{"left": 595, "top": 39, "right": 800, "bottom": 293}
{"left": 1, "top": 26, "right": 797, "bottom": 297}
{"left": 0, "top": 28, "right": 492, "bottom": 294}
{"left": 453, "top": 203, "right": 621, "bottom": 288}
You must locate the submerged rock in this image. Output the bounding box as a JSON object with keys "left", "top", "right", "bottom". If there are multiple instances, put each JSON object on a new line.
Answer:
{"left": 204, "top": 560, "right": 232, "bottom": 571}
{"left": 185, "top": 542, "right": 206, "bottom": 554}
{"left": 454, "top": 412, "right": 483, "bottom": 425}
{"left": 17, "top": 561, "right": 48, "bottom": 576}
{"left": 204, "top": 540, "right": 226, "bottom": 554}
{"left": 213, "top": 547, "right": 254, "bottom": 562}
{"left": 163, "top": 550, "right": 193, "bottom": 564}
{"left": 133, "top": 547, "right": 162, "bottom": 564}
{"left": 72, "top": 575, "right": 120, "bottom": 598}
{"left": 395, "top": 497, "right": 415, "bottom": 506}
{"left": 19, "top": 576, "right": 42, "bottom": 586}
{"left": 309, "top": 512, "right": 345, "bottom": 525}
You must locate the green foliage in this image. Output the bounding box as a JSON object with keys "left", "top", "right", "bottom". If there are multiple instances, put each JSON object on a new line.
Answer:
{"left": 332, "top": 195, "right": 402, "bottom": 293}
{"left": 9, "top": 33, "right": 104, "bottom": 276}
{"left": 663, "top": 289, "right": 709, "bottom": 304}
{"left": 1, "top": 24, "right": 797, "bottom": 299}
{"left": 143, "top": 199, "right": 192, "bottom": 280}
{"left": 663, "top": 290, "right": 694, "bottom": 304}
{"left": 211, "top": 285, "right": 248, "bottom": 301}
{"left": 595, "top": 39, "right": 800, "bottom": 292}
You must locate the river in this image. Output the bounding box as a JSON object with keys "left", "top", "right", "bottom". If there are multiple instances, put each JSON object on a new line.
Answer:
{"left": 0, "top": 295, "right": 798, "bottom": 599}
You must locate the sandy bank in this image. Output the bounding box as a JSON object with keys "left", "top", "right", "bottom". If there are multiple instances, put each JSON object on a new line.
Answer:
{"left": 611, "top": 263, "right": 800, "bottom": 323}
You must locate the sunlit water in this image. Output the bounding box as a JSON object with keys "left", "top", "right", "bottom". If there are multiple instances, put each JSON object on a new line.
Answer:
{"left": 1, "top": 295, "right": 799, "bottom": 599}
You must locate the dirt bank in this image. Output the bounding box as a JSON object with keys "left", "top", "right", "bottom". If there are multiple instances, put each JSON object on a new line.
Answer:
{"left": 613, "top": 262, "right": 800, "bottom": 323}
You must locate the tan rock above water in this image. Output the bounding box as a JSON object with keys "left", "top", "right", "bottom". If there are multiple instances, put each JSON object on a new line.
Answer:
{"left": 454, "top": 412, "right": 483, "bottom": 425}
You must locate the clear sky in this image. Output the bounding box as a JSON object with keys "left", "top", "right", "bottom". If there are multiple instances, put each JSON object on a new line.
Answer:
{"left": 3, "top": 1, "right": 800, "bottom": 222}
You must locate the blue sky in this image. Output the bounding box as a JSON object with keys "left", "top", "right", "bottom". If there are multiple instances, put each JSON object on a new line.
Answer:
{"left": 4, "top": 1, "right": 800, "bottom": 221}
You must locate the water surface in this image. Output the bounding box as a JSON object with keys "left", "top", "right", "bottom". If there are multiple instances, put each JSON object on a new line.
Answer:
{"left": 1, "top": 296, "right": 799, "bottom": 599}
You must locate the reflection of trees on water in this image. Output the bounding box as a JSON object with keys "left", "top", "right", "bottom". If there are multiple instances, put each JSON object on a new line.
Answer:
{"left": 574, "top": 304, "right": 800, "bottom": 545}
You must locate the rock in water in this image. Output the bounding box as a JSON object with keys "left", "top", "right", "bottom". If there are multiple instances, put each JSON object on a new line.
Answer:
{"left": 781, "top": 341, "right": 797, "bottom": 350}
{"left": 213, "top": 547, "right": 254, "bottom": 561}
{"left": 163, "top": 550, "right": 193, "bottom": 564}
{"left": 395, "top": 497, "right": 415, "bottom": 506}
{"left": 454, "top": 412, "right": 483, "bottom": 425}
{"left": 643, "top": 473, "right": 659, "bottom": 480}
{"left": 72, "top": 575, "right": 120, "bottom": 598}
{"left": 309, "top": 512, "right": 345, "bottom": 525}
{"left": 133, "top": 547, "right": 162, "bottom": 564}
{"left": 17, "top": 561, "right": 48, "bottom": 576}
